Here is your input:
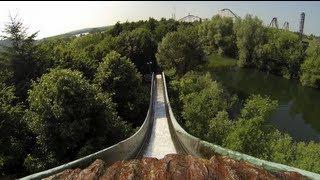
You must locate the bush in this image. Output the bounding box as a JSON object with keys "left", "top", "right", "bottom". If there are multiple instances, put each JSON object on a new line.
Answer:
{"left": 206, "top": 110, "right": 232, "bottom": 145}
{"left": 268, "top": 130, "right": 295, "bottom": 165}
{"left": 292, "top": 141, "right": 320, "bottom": 173}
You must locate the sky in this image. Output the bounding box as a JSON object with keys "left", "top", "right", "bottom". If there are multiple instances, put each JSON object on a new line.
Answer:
{"left": 0, "top": 1, "right": 319, "bottom": 39}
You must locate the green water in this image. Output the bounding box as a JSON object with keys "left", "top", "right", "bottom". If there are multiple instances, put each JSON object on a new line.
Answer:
{"left": 211, "top": 67, "right": 320, "bottom": 142}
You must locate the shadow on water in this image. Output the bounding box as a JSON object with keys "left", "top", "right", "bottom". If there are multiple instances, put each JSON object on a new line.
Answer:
{"left": 210, "top": 67, "right": 320, "bottom": 142}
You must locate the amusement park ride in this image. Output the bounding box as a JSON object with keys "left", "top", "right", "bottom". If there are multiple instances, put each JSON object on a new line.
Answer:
{"left": 177, "top": 8, "right": 306, "bottom": 35}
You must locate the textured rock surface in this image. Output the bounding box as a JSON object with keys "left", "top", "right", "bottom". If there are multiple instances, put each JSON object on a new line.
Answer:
{"left": 45, "top": 154, "right": 306, "bottom": 180}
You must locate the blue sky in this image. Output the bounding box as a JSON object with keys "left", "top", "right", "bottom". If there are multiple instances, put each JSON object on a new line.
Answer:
{"left": 0, "top": 1, "right": 319, "bottom": 39}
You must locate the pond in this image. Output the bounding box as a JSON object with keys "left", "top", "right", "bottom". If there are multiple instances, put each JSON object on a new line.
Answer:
{"left": 211, "top": 67, "right": 320, "bottom": 142}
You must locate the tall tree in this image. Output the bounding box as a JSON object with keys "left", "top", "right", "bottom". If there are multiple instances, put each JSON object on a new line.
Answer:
{"left": 156, "top": 27, "right": 204, "bottom": 76}
{"left": 0, "top": 14, "right": 39, "bottom": 102}
{"left": 94, "top": 51, "right": 148, "bottom": 127}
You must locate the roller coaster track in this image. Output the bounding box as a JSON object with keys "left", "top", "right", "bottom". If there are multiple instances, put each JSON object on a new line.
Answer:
{"left": 21, "top": 73, "right": 320, "bottom": 180}
{"left": 218, "top": 8, "right": 241, "bottom": 19}
{"left": 178, "top": 13, "right": 202, "bottom": 22}
{"left": 269, "top": 17, "right": 290, "bottom": 30}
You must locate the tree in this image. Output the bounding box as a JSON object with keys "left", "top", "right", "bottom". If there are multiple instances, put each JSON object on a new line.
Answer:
{"left": 0, "top": 14, "right": 39, "bottom": 101}
{"left": 235, "top": 15, "right": 267, "bottom": 67}
{"left": 38, "top": 39, "right": 98, "bottom": 80}
{"left": 300, "top": 39, "right": 320, "bottom": 88}
{"left": 115, "top": 27, "right": 157, "bottom": 74}
{"left": 0, "top": 83, "right": 29, "bottom": 176}
{"left": 110, "top": 21, "right": 123, "bottom": 36}
{"left": 206, "top": 110, "right": 232, "bottom": 145}
{"left": 94, "top": 51, "right": 147, "bottom": 127}
{"left": 255, "top": 28, "right": 305, "bottom": 78}
{"left": 156, "top": 27, "right": 204, "bottom": 76}
{"left": 268, "top": 130, "right": 295, "bottom": 165}
{"left": 145, "top": 17, "right": 157, "bottom": 32}
{"left": 154, "top": 18, "right": 180, "bottom": 42}
{"left": 223, "top": 95, "right": 278, "bottom": 159}
{"left": 292, "top": 141, "right": 320, "bottom": 173}
{"left": 92, "top": 35, "right": 117, "bottom": 62}
{"left": 173, "top": 72, "right": 232, "bottom": 140}
{"left": 239, "top": 94, "right": 278, "bottom": 120}
{"left": 198, "top": 15, "right": 236, "bottom": 57}
{"left": 26, "top": 68, "right": 131, "bottom": 166}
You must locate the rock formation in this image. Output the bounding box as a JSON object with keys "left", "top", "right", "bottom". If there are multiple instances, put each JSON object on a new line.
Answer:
{"left": 45, "top": 154, "right": 306, "bottom": 180}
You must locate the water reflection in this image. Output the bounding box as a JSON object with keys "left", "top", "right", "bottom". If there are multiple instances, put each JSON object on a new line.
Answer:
{"left": 211, "top": 67, "right": 320, "bottom": 142}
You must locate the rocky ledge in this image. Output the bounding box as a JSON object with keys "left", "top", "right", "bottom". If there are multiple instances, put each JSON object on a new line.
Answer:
{"left": 45, "top": 154, "right": 306, "bottom": 180}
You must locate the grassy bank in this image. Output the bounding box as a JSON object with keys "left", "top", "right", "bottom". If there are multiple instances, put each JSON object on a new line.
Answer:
{"left": 206, "top": 54, "right": 237, "bottom": 69}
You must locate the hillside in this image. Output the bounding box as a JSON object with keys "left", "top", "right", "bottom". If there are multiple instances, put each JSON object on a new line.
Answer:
{"left": 43, "top": 25, "right": 113, "bottom": 39}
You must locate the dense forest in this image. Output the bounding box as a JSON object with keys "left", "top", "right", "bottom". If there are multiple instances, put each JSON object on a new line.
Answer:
{"left": 157, "top": 15, "right": 320, "bottom": 173}
{"left": 0, "top": 15, "right": 195, "bottom": 177}
{"left": 1, "top": 12, "right": 320, "bottom": 178}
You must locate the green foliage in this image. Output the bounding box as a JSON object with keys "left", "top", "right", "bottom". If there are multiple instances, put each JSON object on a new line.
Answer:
{"left": 235, "top": 15, "right": 267, "bottom": 67}
{"left": 154, "top": 18, "right": 180, "bottom": 42}
{"left": 170, "top": 72, "right": 320, "bottom": 173}
{"left": 171, "top": 72, "right": 234, "bottom": 140}
{"left": 145, "top": 17, "right": 157, "bottom": 32}
{"left": 234, "top": 15, "right": 306, "bottom": 79}
{"left": 207, "top": 110, "right": 232, "bottom": 145}
{"left": 0, "top": 15, "right": 41, "bottom": 101}
{"left": 240, "top": 94, "right": 278, "bottom": 120}
{"left": 91, "top": 35, "right": 117, "bottom": 61}
{"left": 110, "top": 22, "right": 123, "bottom": 36}
{"left": 0, "top": 83, "right": 29, "bottom": 176}
{"left": 115, "top": 27, "right": 157, "bottom": 74}
{"left": 207, "top": 54, "right": 237, "bottom": 69}
{"left": 198, "top": 15, "right": 236, "bottom": 57}
{"left": 300, "top": 39, "right": 320, "bottom": 88}
{"left": 222, "top": 95, "right": 278, "bottom": 159}
{"left": 94, "top": 51, "right": 147, "bottom": 127}
{"left": 38, "top": 38, "right": 98, "bottom": 80}
{"left": 255, "top": 28, "right": 305, "bottom": 78}
{"left": 292, "top": 141, "right": 320, "bottom": 173}
{"left": 27, "top": 68, "right": 131, "bottom": 166}
{"left": 156, "top": 28, "right": 205, "bottom": 76}
{"left": 268, "top": 130, "right": 295, "bottom": 165}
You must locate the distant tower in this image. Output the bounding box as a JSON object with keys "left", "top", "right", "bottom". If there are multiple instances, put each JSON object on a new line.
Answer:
{"left": 172, "top": 6, "right": 176, "bottom": 20}
{"left": 299, "top": 12, "right": 305, "bottom": 34}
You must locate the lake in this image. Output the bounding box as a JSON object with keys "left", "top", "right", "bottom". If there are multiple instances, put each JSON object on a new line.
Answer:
{"left": 211, "top": 67, "right": 320, "bottom": 142}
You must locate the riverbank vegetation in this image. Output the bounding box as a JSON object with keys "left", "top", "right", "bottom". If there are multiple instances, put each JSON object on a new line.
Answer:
{"left": 197, "top": 14, "right": 320, "bottom": 89}
{"left": 157, "top": 16, "right": 320, "bottom": 173}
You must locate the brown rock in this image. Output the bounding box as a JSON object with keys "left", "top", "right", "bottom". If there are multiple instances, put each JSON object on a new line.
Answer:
{"left": 46, "top": 154, "right": 307, "bottom": 180}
